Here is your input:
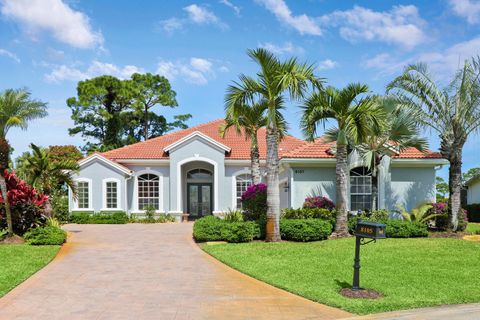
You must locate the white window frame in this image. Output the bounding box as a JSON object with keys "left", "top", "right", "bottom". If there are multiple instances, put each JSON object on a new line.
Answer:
{"left": 72, "top": 178, "right": 93, "bottom": 211}
{"left": 349, "top": 167, "right": 373, "bottom": 211}
{"left": 231, "top": 168, "right": 252, "bottom": 209}
{"left": 133, "top": 169, "right": 163, "bottom": 213}
{"left": 102, "top": 178, "right": 122, "bottom": 211}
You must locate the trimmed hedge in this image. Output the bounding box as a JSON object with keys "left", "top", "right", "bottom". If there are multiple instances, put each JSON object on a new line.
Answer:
{"left": 281, "top": 207, "right": 335, "bottom": 220}
{"left": 193, "top": 216, "right": 258, "bottom": 243}
{"left": 349, "top": 217, "right": 428, "bottom": 238}
{"left": 24, "top": 226, "right": 67, "bottom": 245}
{"left": 465, "top": 204, "right": 480, "bottom": 222}
{"left": 69, "top": 211, "right": 128, "bottom": 224}
{"left": 280, "top": 219, "right": 333, "bottom": 242}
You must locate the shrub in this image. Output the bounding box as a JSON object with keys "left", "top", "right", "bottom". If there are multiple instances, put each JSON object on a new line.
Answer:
{"left": 303, "top": 196, "right": 335, "bottom": 211}
{"left": 428, "top": 202, "right": 448, "bottom": 230}
{"left": 144, "top": 205, "right": 156, "bottom": 223}
{"left": 69, "top": 211, "right": 128, "bottom": 224}
{"left": 363, "top": 209, "right": 389, "bottom": 222}
{"left": 193, "top": 216, "right": 224, "bottom": 242}
{"left": 156, "top": 213, "right": 176, "bottom": 223}
{"left": 220, "top": 222, "right": 257, "bottom": 243}
{"left": 241, "top": 183, "right": 267, "bottom": 221}
{"left": 281, "top": 207, "right": 335, "bottom": 221}
{"left": 465, "top": 204, "right": 480, "bottom": 222}
{"left": 50, "top": 191, "right": 69, "bottom": 222}
{"left": 280, "top": 219, "right": 332, "bottom": 242}
{"left": 193, "top": 216, "right": 257, "bottom": 243}
{"left": 385, "top": 220, "right": 428, "bottom": 238}
{"left": 223, "top": 209, "right": 244, "bottom": 222}
{"left": 24, "top": 226, "right": 66, "bottom": 245}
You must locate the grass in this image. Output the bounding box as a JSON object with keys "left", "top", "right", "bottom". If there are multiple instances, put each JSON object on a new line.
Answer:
{"left": 0, "top": 245, "right": 60, "bottom": 297}
{"left": 202, "top": 238, "right": 480, "bottom": 315}
{"left": 466, "top": 222, "right": 480, "bottom": 234}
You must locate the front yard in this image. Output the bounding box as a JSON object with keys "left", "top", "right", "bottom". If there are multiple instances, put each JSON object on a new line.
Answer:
{"left": 202, "top": 237, "right": 480, "bottom": 315}
{"left": 0, "top": 245, "right": 60, "bottom": 297}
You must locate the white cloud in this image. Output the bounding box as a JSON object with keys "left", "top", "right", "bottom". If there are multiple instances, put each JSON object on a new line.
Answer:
{"left": 318, "top": 59, "right": 338, "bottom": 70}
{"left": 365, "top": 36, "right": 480, "bottom": 79}
{"left": 183, "top": 4, "right": 227, "bottom": 29}
{"left": 449, "top": 0, "right": 480, "bottom": 24}
{"left": 0, "top": 0, "right": 103, "bottom": 49}
{"left": 0, "top": 48, "right": 20, "bottom": 63}
{"left": 220, "top": 0, "right": 240, "bottom": 16}
{"left": 158, "top": 17, "right": 184, "bottom": 34}
{"left": 45, "top": 61, "right": 144, "bottom": 83}
{"left": 255, "top": 0, "right": 322, "bottom": 36}
{"left": 320, "top": 5, "right": 426, "bottom": 49}
{"left": 156, "top": 57, "right": 218, "bottom": 85}
{"left": 258, "top": 41, "right": 304, "bottom": 55}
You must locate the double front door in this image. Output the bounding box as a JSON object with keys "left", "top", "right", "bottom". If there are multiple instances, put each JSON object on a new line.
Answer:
{"left": 187, "top": 183, "right": 212, "bottom": 217}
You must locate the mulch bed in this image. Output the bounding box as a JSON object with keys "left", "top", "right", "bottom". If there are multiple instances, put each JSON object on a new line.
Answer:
{"left": 0, "top": 234, "right": 25, "bottom": 244}
{"left": 339, "top": 288, "right": 383, "bottom": 299}
{"left": 428, "top": 231, "right": 465, "bottom": 239}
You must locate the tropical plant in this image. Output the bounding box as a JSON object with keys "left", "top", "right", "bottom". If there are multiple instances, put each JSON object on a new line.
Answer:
{"left": 21, "top": 143, "right": 79, "bottom": 217}
{"left": 303, "top": 196, "right": 335, "bottom": 211}
{"left": 225, "top": 48, "right": 321, "bottom": 241}
{"left": 301, "top": 83, "right": 384, "bottom": 237}
{"left": 0, "top": 88, "right": 47, "bottom": 237}
{"left": 397, "top": 204, "right": 440, "bottom": 223}
{"left": 354, "top": 96, "right": 428, "bottom": 209}
{"left": 388, "top": 58, "right": 480, "bottom": 230}
{"left": 222, "top": 208, "right": 244, "bottom": 222}
{"left": 241, "top": 183, "right": 267, "bottom": 221}
{"left": 221, "top": 103, "right": 268, "bottom": 184}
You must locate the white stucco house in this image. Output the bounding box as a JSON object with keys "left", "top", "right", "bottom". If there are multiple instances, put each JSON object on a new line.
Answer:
{"left": 466, "top": 174, "right": 480, "bottom": 205}
{"left": 69, "top": 119, "right": 448, "bottom": 220}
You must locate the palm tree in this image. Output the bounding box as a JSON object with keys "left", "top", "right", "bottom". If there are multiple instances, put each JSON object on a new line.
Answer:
{"left": 221, "top": 102, "right": 287, "bottom": 184}
{"left": 387, "top": 59, "right": 480, "bottom": 230}
{"left": 0, "top": 88, "right": 47, "bottom": 237}
{"left": 355, "top": 96, "right": 428, "bottom": 210}
{"left": 22, "top": 143, "right": 79, "bottom": 217}
{"left": 225, "top": 48, "right": 321, "bottom": 241}
{"left": 301, "top": 84, "right": 384, "bottom": 237}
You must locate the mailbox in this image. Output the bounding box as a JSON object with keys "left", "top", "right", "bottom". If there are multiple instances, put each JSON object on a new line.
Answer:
{"left": 355, "top": 220, "right": 386, "bottom": 239}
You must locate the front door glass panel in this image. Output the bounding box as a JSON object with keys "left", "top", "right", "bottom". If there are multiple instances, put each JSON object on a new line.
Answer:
{"left": 187, "top": 183, "right": 212, "bottom": 217}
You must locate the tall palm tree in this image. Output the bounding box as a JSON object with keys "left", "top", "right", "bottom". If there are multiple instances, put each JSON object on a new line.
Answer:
{"left": 221, "top": 102, "right": 287, "bottom": 184}
{"left": 225, "top": 48, "right": 321, "bottom": 241}
{"left": 387, "top": 59, "right": 480, "bottom": 230}
{"left": 22, "top": 143, "right": 79, "bottom": 217}
{"left": 301, "top": 84, "right": 384, "bottom": 237}
{"left": 0, "top": 88, "right": 47, "bottom": 237}
{"left": 355, "top": 96, "right": 428, "bottom": 210}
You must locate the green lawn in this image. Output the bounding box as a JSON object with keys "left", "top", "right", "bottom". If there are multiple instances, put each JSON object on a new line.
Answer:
{"left": 202, "top": 238, "right": 480, "bottom": 315}
{"left": 0, "top": 245, "right": 60, "bottom": 297}
{"left": 466, "top": 222, "right": 480, "bottom": 234}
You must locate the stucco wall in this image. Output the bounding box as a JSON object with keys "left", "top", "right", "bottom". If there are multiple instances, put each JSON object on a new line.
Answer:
{"left": 70, "top": 160, "right": 127, "bottom": 212}
{"left": 387, "top": 166, "right": 436, "bottom": 211}
{"left": 467, "top": 180, "right": 480, "bottom": 204}
{"left": 291, "top": 166, "right": 336, "bottom": 208}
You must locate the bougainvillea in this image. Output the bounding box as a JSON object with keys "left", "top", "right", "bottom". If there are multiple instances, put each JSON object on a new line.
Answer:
{"left": 0, "top": 170, "right": 48, "bottom": 207}
{"left": 303, "top": 196, "right": 335, "bottom": 211}
{"left": 241, "top": 183, "right": 267, "bottom": 221}
{"left": 428, "top": 202, "right": 468, "bottom": 231}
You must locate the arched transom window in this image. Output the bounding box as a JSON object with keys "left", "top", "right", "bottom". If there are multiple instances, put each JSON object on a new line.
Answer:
{"left": 187, "top": 169, "right": 213, "bottom": 181}
{"left": 236, "top": 174, "right": 252, "bottom": 209}
{"left": 350, "top": 167, "right": 372, "bottom": 211}
{"left": 138, "top": 174, "right": 159, "bottom": 210}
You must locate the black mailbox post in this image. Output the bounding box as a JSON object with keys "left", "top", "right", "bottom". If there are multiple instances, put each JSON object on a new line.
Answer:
{"left": 352, "top": 220, "right": 386, "bottom": 291}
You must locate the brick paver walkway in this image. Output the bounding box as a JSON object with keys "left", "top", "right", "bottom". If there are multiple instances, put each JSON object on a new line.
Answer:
{"left": 0, "top": 223, "right": 352, "bottom": 320}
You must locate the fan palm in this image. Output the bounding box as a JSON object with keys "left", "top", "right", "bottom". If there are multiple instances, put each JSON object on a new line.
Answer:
{"left": 225, "top": 48, "right": 321, "bottom": 241}
{"left": 355, "top": 96, "right": 429, "bottom": 210}
{"left": 397, "top": 204, "right": 439, "bottom": 223}
{"left": 0, "top": 88, "right": 47, "bottom": 237}
{"left": 221, "top": 102, "right": 287, "bottom": 184}
{"left": 301, "top": 84, "right": 384, "bottom": 237}
{"left": 387, "top": 58, "right": 480, "bottom": 230}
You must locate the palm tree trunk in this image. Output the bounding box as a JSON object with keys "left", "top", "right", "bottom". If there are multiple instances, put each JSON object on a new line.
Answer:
{"left": 265, "top": 122, "right": 281, "bottom": 242}
{"left": 371, "top": 166, "right": 378, "bottom": 211}
{"left": 332, "top": 143, "right": 350, "bottom": 237}
{"left": 448, "top": 147, "right": 463, "bottom": 231}
{"left": 0, "top": 174, "right": 13, "bottom": 237}
{"left": 250, "top": 133, "right": 261, "bottom": 184}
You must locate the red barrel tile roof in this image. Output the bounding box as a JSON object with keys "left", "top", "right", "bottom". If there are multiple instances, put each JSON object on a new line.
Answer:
{"left": 101, "top": 119, "right": 442, "bottom": 161}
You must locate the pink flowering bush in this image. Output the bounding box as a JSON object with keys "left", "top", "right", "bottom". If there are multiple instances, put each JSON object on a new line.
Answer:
{"left": 428, "top": 202, "right": 468, "bottom": 231}
{"left": 241, "top": 183, "right": 267, "bottom": 221}
{"left": 303, "top": 196, "right": 335, "bottom": 211}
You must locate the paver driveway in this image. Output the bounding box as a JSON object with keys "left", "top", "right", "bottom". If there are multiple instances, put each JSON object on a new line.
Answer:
{"left": 0, "top": 223, "right": 352, "bottom": 320}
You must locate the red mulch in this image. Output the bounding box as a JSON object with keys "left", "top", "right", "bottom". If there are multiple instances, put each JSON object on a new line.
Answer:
{"left": 339, "top": 288, "right": 383, "bottom": 299}
{"left": 428, "top": 231, "right": 465, "bottom": 239}
{"left": 0, "top": 234, "right": 25, "bottom": 244}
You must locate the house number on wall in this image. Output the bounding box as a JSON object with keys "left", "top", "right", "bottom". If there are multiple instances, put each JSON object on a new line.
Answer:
{"left": 294, "top": 169, "right": 305, "bottom": 174}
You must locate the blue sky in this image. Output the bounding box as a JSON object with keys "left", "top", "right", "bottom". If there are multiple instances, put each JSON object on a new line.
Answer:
{"left": 1, "top": 0, "right": 480, "bottom": 178}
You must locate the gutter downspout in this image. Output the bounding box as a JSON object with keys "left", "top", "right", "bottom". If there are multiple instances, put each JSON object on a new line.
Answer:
{"left": 125, "top": 173, "right": 133, "bottom": 215}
